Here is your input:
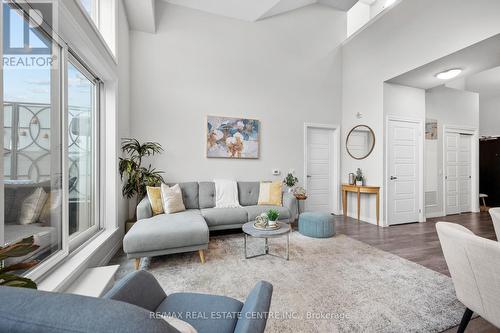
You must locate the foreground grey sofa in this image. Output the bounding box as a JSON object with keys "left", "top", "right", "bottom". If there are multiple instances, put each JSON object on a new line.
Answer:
{"left": 0, "top": 271, "right": 273, "bottom": 333}
{"left": 124, "top": 181, "right": 297, "bottom": 268}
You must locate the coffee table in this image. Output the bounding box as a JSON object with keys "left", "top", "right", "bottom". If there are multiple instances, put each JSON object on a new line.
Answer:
{"left": 242, "top": 221, "right": 291, "bottom": 260}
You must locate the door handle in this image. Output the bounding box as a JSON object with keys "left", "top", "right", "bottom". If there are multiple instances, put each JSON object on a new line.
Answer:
{"left": 307, "top": 175, "right": 312, "bottom": 178}
{"left": 390, "top": 176, "right": 398, "bottom": 180}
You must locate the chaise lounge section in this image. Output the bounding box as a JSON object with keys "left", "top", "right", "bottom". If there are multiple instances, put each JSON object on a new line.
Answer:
{"left": 123, "top": 181, "right": 297, "bottom": 268}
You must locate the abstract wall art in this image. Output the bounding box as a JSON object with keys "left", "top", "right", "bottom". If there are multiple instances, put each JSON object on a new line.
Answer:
{"left": 206, "top": 115, "right": 260, "bottom": 159}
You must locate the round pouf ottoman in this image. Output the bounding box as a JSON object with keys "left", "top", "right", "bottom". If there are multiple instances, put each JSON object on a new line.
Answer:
{"left": 298, "top": 212, "right": 336, "bottom": 238}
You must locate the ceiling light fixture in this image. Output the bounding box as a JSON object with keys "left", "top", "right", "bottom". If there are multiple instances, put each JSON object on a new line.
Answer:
{"left": 435, "top": 68, "right": 463, "bottom": 80}
{"left": 384, "top": 0, "right": 397, "bottom": 8}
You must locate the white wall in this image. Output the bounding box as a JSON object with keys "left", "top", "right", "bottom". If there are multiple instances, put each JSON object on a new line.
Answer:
{"left": 479, "top": 94, "right": 500, "bottom": 137}
{"left": 88, "top": 0, "right": 130, "bottom": 266}
{"left": 347, "top": 2, "right": 370, "bottom": 37}
{"left": 342, "top": 0, "right": 500, "bottom": 226}
{"left": 384, "top": 83, "right": 425, "bottom": 119}
{"left": 424, "top": 86, "right": 479, "bottom": 217}
{"left": 116, "top": 1, "right": 131, "bottom": 224}
{"left": 130, "top": 3, "right": 346, "bottom": 184}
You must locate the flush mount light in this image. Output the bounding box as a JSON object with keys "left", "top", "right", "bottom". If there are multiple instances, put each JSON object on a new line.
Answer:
{"left": 384, "top": 0, "right": 397, "bottom": 8}
{"left": 435, "top": 68, "right": 463, "bottom": 80}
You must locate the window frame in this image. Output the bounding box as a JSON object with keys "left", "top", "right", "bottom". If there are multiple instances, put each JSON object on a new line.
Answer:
{"left": 23, "top": 38, "right": 69, "bottom": 282}
{"left": 2, "top": 2, "right": 105, "bottom": 281}
{"left": 67, "top": 51, "right": 103, "bottom": 252}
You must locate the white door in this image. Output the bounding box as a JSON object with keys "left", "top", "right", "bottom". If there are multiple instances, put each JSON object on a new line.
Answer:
{"left": 458, "top": 134, "right": 472, "bottom": 213}
{"left": 305, "top": 127, "right": 333, "bottom": 213}
{"left": 388, "top": 120, "right": 421, "bottom": 225}
{"left": 445, "top": 132, "right": 460, "bottom": 215}
{"left": 445, "top": 132, "right": 472, "bottom": 214}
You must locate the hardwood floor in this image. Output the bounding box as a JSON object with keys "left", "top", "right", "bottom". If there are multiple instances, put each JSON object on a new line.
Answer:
{"left": 333, "top": 212, "right": 500, "bottom": 333}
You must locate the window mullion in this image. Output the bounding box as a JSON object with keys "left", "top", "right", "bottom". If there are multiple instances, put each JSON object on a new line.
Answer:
{"left": 60, "top": 44, "right": 70, "bottom": 256}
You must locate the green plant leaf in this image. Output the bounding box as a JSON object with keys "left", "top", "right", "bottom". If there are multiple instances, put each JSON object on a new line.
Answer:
{"left": 0, "top": 237, "right": 39, "bottom": 261}
{"left": 0, "top": 260, "right": 39, "bottom": 274}
{"left": 0, "top": 273, "right": 37, "bottom": 289}
{"left": 119, "top": 138, "right": 165, "bottom": 202}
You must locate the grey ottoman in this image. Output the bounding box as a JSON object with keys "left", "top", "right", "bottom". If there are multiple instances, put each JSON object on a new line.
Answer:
{"left": 298, "top": 212, "right": 336, "bottom": 238}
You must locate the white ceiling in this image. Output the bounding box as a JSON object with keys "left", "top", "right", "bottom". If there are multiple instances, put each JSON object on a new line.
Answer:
{"left": 124, "top": 0, "right": 157, "bottom": 33}
{"left": 124, "top": 0, "right": 358, "bottom": 31}
{"left": 467, "top": 66, "right": 500, "bottom": 97}
{"left": 163, "top": 0, "right": 358, "bottom": 22}
{"left": 387, "top": 34, "right": 500, "bottom": 90}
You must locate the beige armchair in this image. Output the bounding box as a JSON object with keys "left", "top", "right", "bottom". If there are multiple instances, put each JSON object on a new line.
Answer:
{"left": 489, "top": 208, "right": 500, "bottom": 241}
{"left": 436, "top": 222, "right": 500, "bottom": 332}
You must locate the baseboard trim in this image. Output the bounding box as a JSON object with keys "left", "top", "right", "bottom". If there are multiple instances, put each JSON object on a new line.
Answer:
{"left": 426, "top": 211, "right": 446, "bottom": 219}
{"left": 99, "top": 238, "right": 122, "bottom": 267}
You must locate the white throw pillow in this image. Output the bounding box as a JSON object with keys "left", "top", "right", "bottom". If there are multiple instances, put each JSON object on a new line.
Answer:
{"left": 214, "top": 179, "right": 241, "bottom": 208}
{"left": 19, "top": 187, "right": 48, "bottom": 225}
{"left": 39, "top": 189, "right": 62, "bottom": 226}
{"left": 160, "top": 315, "right": 197, "bottom": 333}
{"left": 161, "top": 183, "right": 186, "bottom": 214}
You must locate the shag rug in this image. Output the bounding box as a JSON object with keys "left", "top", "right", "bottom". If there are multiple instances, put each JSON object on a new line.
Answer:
{"left": 112, "top": 232, "right": 465, "bottom": 333}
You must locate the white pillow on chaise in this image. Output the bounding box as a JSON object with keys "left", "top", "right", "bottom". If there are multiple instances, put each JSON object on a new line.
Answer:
{"left": 161, "top": 183, "right": 186, "bottom": 214}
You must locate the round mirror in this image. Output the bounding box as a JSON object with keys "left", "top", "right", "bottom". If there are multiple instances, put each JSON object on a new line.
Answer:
{"left": 346, "top": 125, "right": 375, "bottom": 160}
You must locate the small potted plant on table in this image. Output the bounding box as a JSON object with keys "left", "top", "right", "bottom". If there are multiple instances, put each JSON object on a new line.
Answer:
{"left": 267, "top": 209, "right": 280, "bottom": 228}
{"left": 355, "top": 168, "right": 364, "bottom": 186}
{"left": 283, "top": 173, "right": 299, "bottom": 193}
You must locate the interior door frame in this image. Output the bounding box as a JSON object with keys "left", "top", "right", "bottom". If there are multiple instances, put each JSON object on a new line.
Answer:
{"left": 385, "top": 115, "right": 425, "bottom": 225}
{"left": 303, "top": 123, "right": 341, "bottom": 215}
{"left": 442, "top": 125, "right": 479, "bottom": 215}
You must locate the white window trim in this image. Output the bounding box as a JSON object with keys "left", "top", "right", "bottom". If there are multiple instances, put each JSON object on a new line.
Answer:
{"left": 74, "top": 0, "right": 116, "bottom": 60}
{"left": 67, "top": 51, "right": 102, "bottom": 252}
{"left": 2, "top": 0, "right": 122, "bottom": 287}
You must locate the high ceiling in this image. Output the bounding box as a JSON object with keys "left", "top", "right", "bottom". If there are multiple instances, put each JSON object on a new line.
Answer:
{"left": 467, "top": 66, "right": 500, "bottom": 97}
{"left": 387, "top": 34, "right": 500, "bottom": 90}
{"left": 163, "top": 0, "right": 359, "bottom": 21}
{"left": 124, "top": 0, "right": 359, "bottom": 33}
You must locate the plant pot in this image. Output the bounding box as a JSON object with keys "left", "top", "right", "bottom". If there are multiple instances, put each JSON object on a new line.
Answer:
{"left": 268, "top": 220, "right": 277, "bottom": 227}
{"left": 355, "top": 180, "right": 363, "bottom": 186}
{"left": 287, "top": 187, "right": 294, "bottom": 193}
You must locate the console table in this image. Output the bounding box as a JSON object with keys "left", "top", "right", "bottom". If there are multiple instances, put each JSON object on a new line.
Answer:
{"left": 341, "top": 184, "right": 380, "bottom": 226}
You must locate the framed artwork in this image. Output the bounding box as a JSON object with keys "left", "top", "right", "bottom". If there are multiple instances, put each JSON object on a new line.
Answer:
{"left": 425, "top": 119, "right": 438, "bottom": 140}
{"left": 206, "top": 115, "right": 260, "bottom": 159}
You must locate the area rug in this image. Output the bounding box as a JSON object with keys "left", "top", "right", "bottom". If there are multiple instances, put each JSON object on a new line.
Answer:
{"left": 112, "top": 233, "right": 465, "bottom": 332}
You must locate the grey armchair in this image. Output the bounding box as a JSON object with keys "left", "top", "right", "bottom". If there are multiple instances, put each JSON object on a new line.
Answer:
{"left": 104, "top": 270, "right": 273, "bottom": 333}
{"left": 489, "top": 207, "right": 500, "bottom": 241}
{"left": 0, "top": 271, "right": 273, "bottom": 333}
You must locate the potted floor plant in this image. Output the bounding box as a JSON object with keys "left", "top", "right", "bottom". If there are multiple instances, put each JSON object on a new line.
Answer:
{"left": 119, "top": 138, "right": 165, "bottom": 220}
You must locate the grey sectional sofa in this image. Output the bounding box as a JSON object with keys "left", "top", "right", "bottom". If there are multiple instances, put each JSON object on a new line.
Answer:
{"left": 123, "top": 181, "right": 298, "bottom": 268}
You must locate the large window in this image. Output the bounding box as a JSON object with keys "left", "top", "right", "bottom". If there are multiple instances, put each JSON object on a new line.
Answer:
{"left": 2, "top": 3, "right": 102, "bottom": 278}
{"left": 67, "top": 56, "right": 100, "bottom": 250}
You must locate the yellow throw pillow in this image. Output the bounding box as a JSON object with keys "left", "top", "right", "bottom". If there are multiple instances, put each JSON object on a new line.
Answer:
{"left": 258, "top": 181, "right": 282, "bottom": 206}
{"left": 147, "top": 186, "right": 164, "bottom": 216}
{"left": 161, "top": 183, "right": 186, "bottom": 214}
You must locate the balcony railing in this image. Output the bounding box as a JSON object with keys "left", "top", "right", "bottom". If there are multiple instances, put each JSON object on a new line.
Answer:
{"left": 3, "top": 101, "right": 91, "bottom": 199}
